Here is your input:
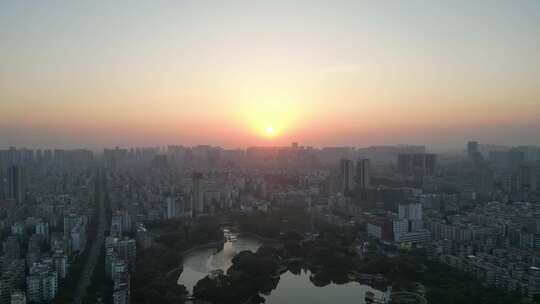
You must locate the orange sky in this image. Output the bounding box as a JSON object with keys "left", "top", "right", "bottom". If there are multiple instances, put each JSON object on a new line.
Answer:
{"left": 1, "top": 1, "right": 540, "bottom": 150}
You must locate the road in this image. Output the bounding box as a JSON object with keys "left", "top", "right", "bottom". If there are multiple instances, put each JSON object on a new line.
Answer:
{"left": 74, "top": 167, "right": 108, "bottom": 304}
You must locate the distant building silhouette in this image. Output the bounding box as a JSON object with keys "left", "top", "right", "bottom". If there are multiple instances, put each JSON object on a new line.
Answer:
{"left": 339, "top": 159, "right": 355, "bottom": 193}
{"left": 467, "top": 141, "right": 483, "bottom": 164}
{"left": 356, "top": 158, "right": 371, "bottom": 189}
{"left": 192, "top": 172, "right": 204, "bottom": 214}
{"left": 397, "top": 153, "right": 437, "bottom": 177}
{"left": 8, "top": 166, "right": 25, "bottom": 204}
{"left": 467, "top": 141, "right": 479, "bottom": 158}
{"left": 166, "top": 197, "right": 176, "bottom": 219}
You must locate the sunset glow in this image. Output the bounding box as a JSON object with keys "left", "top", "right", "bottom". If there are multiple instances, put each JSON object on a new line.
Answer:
{"left": 3, "top": 2, "right": 540, "bottom": 304}
{"left": 1, "top": 1, "right": 539, "bottom": 150}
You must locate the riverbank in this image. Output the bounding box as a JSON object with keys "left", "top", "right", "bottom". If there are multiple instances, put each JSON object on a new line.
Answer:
{"left": 165, "top": 239, "right": 226, "bottom": 277}
{"left": 238, "top": 231, "right": 281, "bottom": 243}
{"left": 189, "top": 224, "right": 385, "bottom": 304}
{"left": 180, "top": 239, "right": 226, "bottom": 256}
{"left": 132, "top": 217, "right": 225, "bottom": 304}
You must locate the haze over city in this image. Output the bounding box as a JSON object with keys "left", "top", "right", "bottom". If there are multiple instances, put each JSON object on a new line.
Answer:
{"left": 4, "top": 2, "right": 540, "bottom": 304}
{"left": 2, "top": 1, "right": 540, "bottom": 151}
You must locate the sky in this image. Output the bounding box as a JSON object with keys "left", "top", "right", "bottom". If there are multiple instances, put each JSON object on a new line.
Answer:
{"left": 1, "top": 0, "right": 539, "bottom": 151}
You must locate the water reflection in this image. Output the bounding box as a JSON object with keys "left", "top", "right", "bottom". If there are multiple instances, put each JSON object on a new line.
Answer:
{"left": 178, "top": 228, "right": 261, "bottom": 292}
{"left": 264, "top": 269, "right": 388, "bottom": 304}
{"left": 178, "top": 230, "right": 388, "bottom": 303}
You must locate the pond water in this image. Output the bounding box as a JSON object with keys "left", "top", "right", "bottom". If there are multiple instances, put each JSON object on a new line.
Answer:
{"left": 265, "top": 270, "right": 388, "bottom": 304}
{"left": 178, "top": 229, "right": 388, "bottom": 303}
{"left": 177, "top": 228, "right": 261, "bottom": 292}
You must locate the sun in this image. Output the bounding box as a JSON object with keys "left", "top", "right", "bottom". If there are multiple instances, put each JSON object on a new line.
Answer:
{"left": 239, "top": 98, "right": 297, "bottom": 140}
{"left": 262, "top": 126, "right": 278, "bottom": 138}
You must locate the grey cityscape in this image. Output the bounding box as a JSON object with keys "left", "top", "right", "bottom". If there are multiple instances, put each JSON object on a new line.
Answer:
{"left": 1, "top": 1, "right": 540, "bottom": 304}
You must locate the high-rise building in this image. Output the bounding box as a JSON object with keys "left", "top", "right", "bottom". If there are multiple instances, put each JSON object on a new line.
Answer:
{"left": 43, "top": 150, "right": 52, "bottom": 161}
{"left": 367, "top": 218, "right": 393, "bottom": 241}
{"left": 27, "top": 234, "right": 43, "bottom": 268}
{"left": 467, "top": 141, "right": 479, "bottom": 158}
{"left": 1, "top": 259, "right": 26, "bottom": 292}
{"left": 152, "top": 154, "right": 168, "bottom": 169}
{"left": 7, "top": 166, "right": 25, "bottom": 204}
{"left": 0, "top": 279, "right": 10, "bottom": 304}
{"left": 26, "top": 273, "right": 57, "bottom": 303}
{"left": 10, "top": 290, "right": 26, "bottom": 304}
{"left": 467, "top": 141, "right": 484, "bottom": 164}
{"left": 166, "top": 197, "right": 176, "bottom": 219}
{"left": 119, "top": 209, "right": 132, "bottom": 233}
{"left": 135, "top": 224, "right": 153, "bottom": 250}
{"left": 529, "top": 266, "right": 540, "bottom": 298}
{"left": 398, "top": 203, "right": 422, "bottom": 221}
{"left": 397, "top": 154, "right": 413, "bottom": 175}
{"left": 520, "top": 165, "right": 539, "bottom": 192}
{"left": 52, "top": 252, "right": 69, "bottom": 280}
{"left": 105, "top": 237, "right": 136, "bottom": 275}
{"left": 112, "top": 272, "right": 130, "bottom": 304}
{"left": 424, "top": 154, "right": 437, "bottom": 176}
{"left": 2, "top": 236, "right": 21, "bottom": 259}
{"left": 397, "top": 153, "right": 437, "bottom": 177}
{"left": 35, "top": 149, "right": 43, "bottom": 162}
{"left": 10, "top": 223, "right": 24, "bottom": 236}
{"left": 355, "top": 158, "right": 370, "bottom": 189}
{"left": 339, "top": 159, "right": 355, "bottom": 193}
{"left": 490, "top": 149, "right": 525, "bottom": 169}
{"left": 192, "top": 173, "right": 204, "bottom": 214}
{"left": 508, "top": 148, "right": 526, "bottom": 168}
{"left": 35, "top": 222, "right": 49, "bottom": 243}
{"left": 25, "top": 276, "right": 39, "bottom": 304}
{"left": 110, "top": 210, "right": 132, "bottom": 236}
{"left": 63, "top": 214, "right": 85, "bottom": 236}
{"left": 70, "top": 224, "right": 86, "bottom": 253}
{"left": 111, "top": 215, "right": 123, "bottom": 238}
{"left": 393, "top": 203, "right": 430, "bottom": 244}
{"left": 26, "top": 260, "right": 58, "bottom": 303}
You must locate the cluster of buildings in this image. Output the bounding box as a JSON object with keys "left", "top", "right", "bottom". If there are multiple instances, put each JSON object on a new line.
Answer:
{"left": 315, "top": 142, "right": 540, "bottom": 298}
{"left": 362, "top": 142, "right": 539, "bottom": 298}
{"left": 105, "top": 235, "right": 136, "bottom": 304}
{"left": 107, "top": 168, "right": 243, "bottom": 223}
{"left": 425, "top": 201, "right": 540, "bottom": 297}
{"left": 107, "top": 182, "right": 139, "bottom": 304}
{"left": 367, "top": 203, "right": 431, "bottom": 244}
{"left": 0, "top": 148, "right": 95, "bottom": 304}
{"left": 1, "top": 140, "right": 539, "bottom": 302}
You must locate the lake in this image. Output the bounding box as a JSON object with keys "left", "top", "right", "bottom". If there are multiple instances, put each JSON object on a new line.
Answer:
{"left": 178, "top": 229, "right": 388, "bottom": 303}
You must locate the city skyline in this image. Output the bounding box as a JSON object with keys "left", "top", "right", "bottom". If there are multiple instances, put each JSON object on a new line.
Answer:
{"left": 2, "top": 1, "right": 540, "bottom": 150}
{"left": 2, "top": 2, "right": 540, "bottom": 303}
